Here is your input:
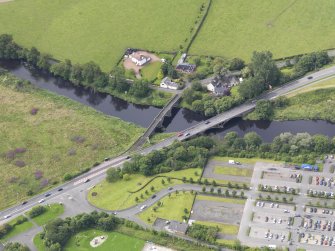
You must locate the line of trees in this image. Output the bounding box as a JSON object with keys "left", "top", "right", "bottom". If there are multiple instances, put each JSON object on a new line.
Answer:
{"left": 0, "top": 34, "right": 151, "bottom": 99}
{"left": 187, "top": 224, "right": 219, "bottom": 243}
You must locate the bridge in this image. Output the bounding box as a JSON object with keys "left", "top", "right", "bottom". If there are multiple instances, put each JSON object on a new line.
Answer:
{"left": 128, "top": 93, "right": 182, "bottom": 151}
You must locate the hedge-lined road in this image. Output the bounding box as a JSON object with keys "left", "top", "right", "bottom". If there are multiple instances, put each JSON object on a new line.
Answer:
{"left": 1, "top": 65, "right": 335, "bottom": 223}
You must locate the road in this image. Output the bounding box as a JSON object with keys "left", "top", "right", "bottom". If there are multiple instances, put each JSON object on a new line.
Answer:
{"left": 1, "top": 65, "right": 335, "bottom": 230}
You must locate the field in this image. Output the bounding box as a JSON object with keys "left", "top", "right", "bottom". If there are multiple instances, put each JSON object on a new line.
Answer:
{"left": 286, "top": 76, "right": 335, "bottom": 97}
{"left": 0, "top": 0, "right": 204, "bottom": 71}
{"left": 195, "top": 220, "right": 239, "bottom": 235}
{"left": 0, "top": 74, "right": 143, "bottom": 209}
{"left": 30, "top": 204, "right": 64, "bottom": 226}
{"left": 190, "top": 0, "right": 335, "bottom": 60}
{"left": 211, "top": 156, "right": 282, "bottom": 165}
{"left": 213, "top": 166, "right": 252, "bottom": 177}
{"left": 196, "top": 195, "right": 246, "bottom": 205}
{"left": 139, "top": 191, "right": 195, "bottom": 224}
{"left": 274, "top": 88, "right": 335, "bottom": 123}
{"left": 88, "top": 168, "right": 201, "bottom": 210}
{"left": 0, "top": 216, "right": 33, "bottom": 240}
{"left": 141, "top": 61, "right": 162, "bottom": 82}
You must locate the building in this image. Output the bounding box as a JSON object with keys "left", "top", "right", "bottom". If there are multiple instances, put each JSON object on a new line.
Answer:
{"left": 160, "top": 77, "right": 179, "bottom": 90}
{"left": 177, "top": 53, "right": 187, "bottom": 65}
{"left": 176, "top": 63, "right": 196, "bottom": 73}
{"left": 207, "top": 75, "right": 239, "bottom": 96}
{"left": 129, "top": 53, "right": 151, "bottom": 66}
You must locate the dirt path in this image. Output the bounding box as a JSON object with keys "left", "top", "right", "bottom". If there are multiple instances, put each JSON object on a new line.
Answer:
{"left": 0, "top": 0, "right": 13, "bottom": 3}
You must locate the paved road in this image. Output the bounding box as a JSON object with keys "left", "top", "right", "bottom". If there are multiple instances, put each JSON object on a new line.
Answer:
{"left": 1, "top": 65, "right": 335, "bottom": 230}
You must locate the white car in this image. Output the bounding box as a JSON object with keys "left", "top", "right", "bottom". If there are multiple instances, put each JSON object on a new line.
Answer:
{"left": 3, "top": 215, "right": 11, "bottom": 219}
{"left": 38, "top": 199, "right": 45, "bottom": 203}
{"left": 140, "top": 205, "right": 147, "bottom": 211}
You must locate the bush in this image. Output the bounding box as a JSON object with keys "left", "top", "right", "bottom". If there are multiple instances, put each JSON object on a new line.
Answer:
{"left": 28, "top": 205, "right": 46, "bottom": 218}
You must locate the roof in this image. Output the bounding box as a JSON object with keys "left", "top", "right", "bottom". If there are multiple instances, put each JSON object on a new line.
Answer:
{"left": 161, "top": 77, "right": 178, "bottom": 88}
{"left": 153, "top": 218, "right": 188, "bottom": 234}
{"left": 211, "top": 74, "right": 239, "bottom": 87}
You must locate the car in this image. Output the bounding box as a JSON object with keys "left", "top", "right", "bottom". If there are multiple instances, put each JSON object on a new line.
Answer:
{"left": 112, "top": 212, "right": 117, "bottom": 215}
{"left": 140, "top": 205, "right": 147, "bottom": 211}
{"left": 125, "top": 156, "right": 131, "bottom": 159}
{"left": 151, "top": 195, "right": 156, "bottom": 199}
{"left": 235, "top": 161, "right": 241, "bottom": 165}
{"left": 284, "top": 209, "right": 289, "bottom": 213}
{"left": 205, "top": 121, "right": 210, "bottom": 124}
{"left": 307, "top": 76, "right": 313, "bottom": 79}
{"left": 57, "top": 188, "right": 63, "bottom": 192}
{"left": 84, "top": 178, "right": 90, "bottom": 183}
{"left": 3, "top": 215, "right": 11, "bottom": 219}
{"left": 177, "top": 132, "right": 183, "bottom": 137}
{"left": 185, "top": 132, "right": 191, "bottom": 136}
{"left": 45, "top": 193, "right": 51, "bottom": 197}
{"left": 21, "top": 201, "right": 28, "bottom": 205}
{"left": 104, "top": 157, "right": 110, "bottom": 161}
{"left": 38, "top": 199, "right": 45, "bottom": 203}
{"left": 168, "top": 187, "right": 173, "bottom": 191}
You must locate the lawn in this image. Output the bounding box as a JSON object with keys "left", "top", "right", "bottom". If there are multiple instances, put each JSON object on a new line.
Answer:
{"left": 0, "top": 216, "right": 33, "bottom": 240}
{"left": 213, "top": 166, "right": 252, "bottom": 177}
{"left": 0, "top": 74, "right": 143, "bottom": 209}
{"left": 30, "top": 204, "right": 64, "bottom": 226}
{"left": 139, "top": 191, "right": 195, "bottom": 224}
{"left": 274, "top": 88, "right": 335, "bottom": 123}
{"left": 0, "top": 0, "right": 205, "bottom": 71}
{"left": 141, "top": 61, "right": 162, "bottom": 82}
{"left": 88, "top": 168, "right": 201, "bottom": 211}
{"left": 190, "top": 0, "right": 335, "bottom": 60}
{"left": 195, "top": 221, "right": 239, "bottom": 235}
{"left": 34, "top": 234, "right": 47, "bottom": 251}
{"left": 64, "top": 230, "right": 145, "bottom": 251}
{"left": 196, "top": 195, "right": 246, "bottom": 205}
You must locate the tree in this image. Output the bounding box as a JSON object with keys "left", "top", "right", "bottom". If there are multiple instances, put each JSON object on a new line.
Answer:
{"left": 202, "top": 186, "right": 206, "bottom": 193}
{"left": 217, "top": 188, "right": 222, "bottom": 194}
{"left": 191, "top": 81, "right": 203, "bottom": 91}
{"left": 253, "top": 100, "right": 273, "bottom": 120}
{"left": 123, "top": 173, "right": 130, "bottom": 181}
{"left": 135, "top": 197, "right": 139, "bottom": 202}
{"left": 106, "top": 168, "right": 122, "bottom": 183}
{"left": 36, "top": 53, "right": 51, "bottom": 71}
{"left": 0, "top": 34, "right": 21, "bottom": 59}
{"left": 184, "top": 208, "right": 189, "bottom": 214}
{"left": 232, "top": 190, "right": 237, "bottom": 197}
{"left": 191, "top": 100, "right": 204, "bottom": 112}
{"left": 161, "top": 179, "right": 165, "bottom": 185}
{"left": 244, "top": 132, "right": 262, "bottom": 149}
{"left": 4, "top": 242, "right": 30, "bottom": 251}
{"left": 50, "top": 59, "right": 72, "bottom": 79}
{"left": 229, "top": 58, "right": 245, "bottom": 71}
{"left": 150, "top": 186, "right": 155, "bottom": 192}
{"left": 225, "top": 190, "right": 230, "bottom": 197}
{"left": 25, "top": 47, "right": 40, "bottom": 66}
{"left": 210, "top": 187, "right": 214, "bottom": 193}
{"left": 28, "top": 205, "right": 46, "bottom": 218}
{"left": 249, "top": 51, "right": 281, "bottom": 86}
{"left": 129, "top": 80, "right": 150, "bottom": 98}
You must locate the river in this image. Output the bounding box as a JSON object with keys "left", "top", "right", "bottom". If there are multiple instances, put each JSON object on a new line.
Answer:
{"left": 1, "top": 59, "right": 335, "bottom": 142}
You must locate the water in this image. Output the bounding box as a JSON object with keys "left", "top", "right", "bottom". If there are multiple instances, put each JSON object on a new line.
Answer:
{"left": 1, "top": 59, "right": 335, "bottom": 141}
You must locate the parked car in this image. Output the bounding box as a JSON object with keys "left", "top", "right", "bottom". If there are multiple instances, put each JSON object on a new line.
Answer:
{"left": 205, "top": 121, "right": 210, "bottom": 124}
{"left": 38, "top": 199, "right": 45, "bottom": 203}
{"left": 84, "top": 178, "right": 90, "bottom": 183}
{"left": 307, "top": 76, "right": 313, "bottom": 79}
{"left": 21, "top": 201, "right": 28, "bottom": 205}
{"left": 104, "top": 157, "right": 110, "bottom": 161}
{"left": 177, "top": 132, "right": 183, "bottom": 137}
{"left": 57, "top": 188, "right": 63, "bottom": 192}
{"left": 45, "top": 193, "right": 51, "bottom": 197}
{"left": 185, "top": 132, "right": 191, "bottom": 136}
{"left": 151, "top": 195, "right": 156, "bottom": 199}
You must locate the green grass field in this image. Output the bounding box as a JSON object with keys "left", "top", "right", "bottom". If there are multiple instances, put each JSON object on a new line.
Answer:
{"left": 30, "top": 204, "right": 64, "bottom": 226}
{"left": 213, "top": 166, "right": 253, "bottom": 177}
{"left": 274, "top": 88, "right": 335, "bottom": 123}
{"left": 141, "top": 61, "right": 162, "bottom": 82}
{"left": 0, "top": 0, "right": 204, "bottom": 71}
{"left": 0, "top": 74, "right": 143, "bottom": 209}
{"left": 64, "top": 230, "right": 145, "bottom": 251}
{"left": 0, "top": 216, "right": 33, "bottom": 240}
{"left": 195, "top": 221, "right": 239, "bottom": 235}
{"left": 286, "top": 76, "right": 335, "bottom": 97}
{"left": 190, "top": 0, "right": 335, "bottom": 60}
{"left": 211, "top": 156, "right": 282, "bottom": 165}
{"left": 196, "top": 195, "right": 246, "bottom": 205}
{"left": 88, "top": 168, "right": 201, "bottom": 210}
{"left": 139, "top": 191, "right": 195, "bottom": 224}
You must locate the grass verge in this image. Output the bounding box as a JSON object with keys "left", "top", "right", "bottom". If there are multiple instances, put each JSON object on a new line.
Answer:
{"left": 213, "top": 166, "right": 252, "bottom": 177}
{"left": 195, "top": 221, "right": 239, "bottom": 235}
{"left": 0, "top": 216, "right": 33, "bottom": 240}
{"left": 31, "top": 204, "right": 64, "bottom": 226}
{"left": 196, "top": 195, "right": 246, "bottom": 205}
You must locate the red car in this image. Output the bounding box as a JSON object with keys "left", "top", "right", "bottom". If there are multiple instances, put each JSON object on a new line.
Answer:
{"left": 177, "top": 132, "right": 183, "bottom": 137}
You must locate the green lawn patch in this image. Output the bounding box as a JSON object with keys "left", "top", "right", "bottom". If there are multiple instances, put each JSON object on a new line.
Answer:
{"left": 88, "top": 168, "right": 202, "bottom": 211}
{"left": 216, "top": 239, "right": 237, "bottom": 246}
{"left": 31, "top": 204, "right": 64, "bottom": 226}
{"left": 0, "top": 216, "right": 33, "bottom": 240}
{"left": 211, "top": 156, "right": 282, "bottom": 165}
{"left": 0, "top": 0, "right": 204, "bottom": 71}
{"left": 33, "top": 233, "right": 47, "bottom": 251}
{"left": 195, "top": 221, "right": 239, "bottom": 235}
{"left": 142, "top": 132, "right": 176, "bottom": 148}
{"left": 141, "top": 61, "right": 162, "bottom": 82}
{"left": 196, "top": 195, "right": 245, "bottom": 205}
{"left": 275, "top": 88, "right": 335, "bottom": 123}
{"left": 139, "top": 191, "right": 195, "bottom": 224}
{"left": 64, "top": 229, "right": 145, "bottom": 251}
{"left": 202, "top": 177, "right": 248, "bottom": 187}
{"left": 0, "top": 74, "right": 143, "bottom": 210}
{"left": 213, "top": 166, "right": 252, "bottom": 177}
{"left": 190, "top": 0, "right": 335, "bottom": 60}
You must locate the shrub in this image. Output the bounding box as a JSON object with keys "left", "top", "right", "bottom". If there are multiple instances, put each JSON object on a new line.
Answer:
{"left": 14, "top": 160, "right": 26, "bottom": 167}
{"left": 34, "top": 170, "right": 43, "bottom": 180}
{"left": 71, "top": 135, "right": 86, "bottom": 143}
{"left": 14, "top": 148, "right": 27, "bottom": 154}
{"left": 30, "top": 107, "right": 39, "bottom": 115}
{"left": 67, "top": 148, "right": 76, "bottom": 156}
{"left": 28, "top": 205, "right": 46, "bottom": 218}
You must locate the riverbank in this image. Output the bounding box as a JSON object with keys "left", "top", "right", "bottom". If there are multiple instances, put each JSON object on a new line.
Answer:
{"left": 0, "top": 72, "right": 144, "bottom": 209}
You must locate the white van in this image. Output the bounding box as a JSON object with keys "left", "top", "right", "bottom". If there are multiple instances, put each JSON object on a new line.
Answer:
{"left": 228, "top": 160, "right": 235, "bottom": 164}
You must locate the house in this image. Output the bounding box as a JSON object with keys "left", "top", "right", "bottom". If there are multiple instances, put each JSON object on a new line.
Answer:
{"left": 176, "top": 63, "right": 196, "bottom": 73}
{"left": 160, "top": 77, "right": 179, "bottom": 90}
{"left": 177, "top": 53, "right": 187, "bottom": 65}
{"left": 129, "top": 53, "right": 151, "bottom": 66}
{"left": 207, "top": 75, "right": 239, "bottom": 96}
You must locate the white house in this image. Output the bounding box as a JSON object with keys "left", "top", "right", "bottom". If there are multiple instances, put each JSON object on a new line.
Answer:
{"left": 129, "top": 53, "right": 151, "bottom": 66}
{"left": 160, "top": 77, "right": 179, "bottom": 90}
